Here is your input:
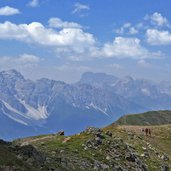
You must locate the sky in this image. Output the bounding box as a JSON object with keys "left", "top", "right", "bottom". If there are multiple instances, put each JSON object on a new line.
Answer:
{"left": 0, "top": 0, "right": 171, "bottom": 83}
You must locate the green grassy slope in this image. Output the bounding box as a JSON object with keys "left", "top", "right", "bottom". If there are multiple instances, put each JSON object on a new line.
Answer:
{"left": 115, "top": 110, "right": 171, "bottom": 126}
{"left": 12, "top": 124, "right": 171, "bottom": 171}
{"left": 0, "top": 140, "right": 38, "bottom": 171}
{"left": 0, "top": 111, "right": 171, "bottom": 170}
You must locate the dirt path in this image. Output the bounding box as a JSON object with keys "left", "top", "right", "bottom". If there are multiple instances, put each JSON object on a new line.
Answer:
{"left": 20, "top": 135, "right": 55, "bottom": 146}
{"left": 120, "top": 125, "right": 146, "bottom": 134}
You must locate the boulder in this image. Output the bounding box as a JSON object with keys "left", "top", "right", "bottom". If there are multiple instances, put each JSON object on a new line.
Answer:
{"left": 56, "top": 131, "right": 65, "bottom": 136}
{"left": 95, "top": 137, "right": 102, "bottom": 145}
{"left": 161, "top": 154, "right": 169, "bottom": 161}
{"left": 161, "top": 165, "right": 169, "bottom": 171}
{"left": 105, "top": 131, "right": 113, "bottom": 137}
{"left": 125, "top": 153, "right": 136, "bottom": 162}
{"left": 86, "top": 127, "right": 102, "bottom": 134}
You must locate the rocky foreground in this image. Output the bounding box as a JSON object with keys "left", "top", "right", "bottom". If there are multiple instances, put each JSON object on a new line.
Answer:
{"left": 0, "top": 124, "right": 170, "bottom": 171}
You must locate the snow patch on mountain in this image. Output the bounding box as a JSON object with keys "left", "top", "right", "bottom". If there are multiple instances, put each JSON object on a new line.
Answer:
{"left": 141, "top": 88, "right": 150, "bottom": 96}
{"left": 19, "top": 100, "right": 48, "bottom": 120}
{"left": 89, "top": 102, "right": 110, "bottom": 117}
{"left": 1, "top": 100, "right": 29, "bottom": 119}
{"left": 1, "top": 102, "right": 28, "bottom": 126}
{"left": 4, "top": 113, "right": 28, "bottom": 126}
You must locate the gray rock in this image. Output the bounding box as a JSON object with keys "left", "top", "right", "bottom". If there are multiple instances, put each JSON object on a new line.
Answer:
{"left": 95, "top": 137, "right": 102, "bottom": 145}
{"left": 105, "top": 131, "right": 113, "bottom": 137}
{"left": 56, "top": 130, "right": 65, "bottom": 136}
{"left": 125, "top": 153, "right": 136, "bottom": 162}
{"left": 93, "top": 160, "right": 109, "bottom": 170}
{"left": 161, "top": 165, "right": 170, "bottom": 171}
{"left": 161, "top": 154, "right": 169, "bottom": 161}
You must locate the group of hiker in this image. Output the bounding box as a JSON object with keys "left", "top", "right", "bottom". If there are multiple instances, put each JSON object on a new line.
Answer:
{"left": 142, "top": 128, "right": 152, "bottom": 136}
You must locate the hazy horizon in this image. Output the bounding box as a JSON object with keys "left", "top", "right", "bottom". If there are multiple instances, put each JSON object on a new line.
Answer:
{"left": 0, "top": 68, "right": 168, "bottom": 84}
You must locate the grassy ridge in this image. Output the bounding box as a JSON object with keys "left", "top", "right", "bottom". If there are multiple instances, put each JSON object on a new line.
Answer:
{"left": 115, "top": 110, "right": 171, "bottom": 125}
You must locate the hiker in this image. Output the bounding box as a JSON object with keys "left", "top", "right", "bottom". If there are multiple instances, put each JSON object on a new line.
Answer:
{"left": 145, "top": 128, "right": 148, "bottom": 136}
{"left": 148, "top": 129, "right": 151, "bottom": 136}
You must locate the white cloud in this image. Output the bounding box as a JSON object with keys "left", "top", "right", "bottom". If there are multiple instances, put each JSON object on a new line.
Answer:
{"left": 28, "top": 0, "right": 39, "bottom": 8}
{"left": 0, "top": 20, "right": 163, "bottom": 61}
{"left": 129, "top": 27, "right": 139, "bottom": 35}
{"left": 98, "top": 37, "right": 162, "bottom": 59}
{"left": 0, "top": 54, "right": 41, "bottom": 69}
{"left": 145, "top": 12, "right": 169, "bottom": 27}
{"left": 72, "top": 3, "right": 90, "bottom": 16}
{"left": 18, "top": 54, "right": 41, "bottom": 63}
{"left": 115, "top": 22, "right": 138, "bottom": 35}
{"left": 115, "top": 12, "right": 170, "bottom": 38}
{"left": 146, "top": 29, "right": 171, "bottom": 45}
{"left": 137, "top": 60, "right": 152, "bottom": 68}
{"left": 0, "top": 6, "right": 20, "bottom": 16}
{"left": 48, "top": 18, "right": 82, "bottom": 29}
{"left": 0, "top": 21, "right": 95, "bottom": 55}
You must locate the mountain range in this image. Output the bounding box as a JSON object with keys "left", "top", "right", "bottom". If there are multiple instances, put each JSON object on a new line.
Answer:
{"left": 0, "top": 69, "right": 171, "bottom": 140}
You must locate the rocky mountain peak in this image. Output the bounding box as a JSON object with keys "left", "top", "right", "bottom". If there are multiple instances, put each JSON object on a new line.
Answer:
{"left": 0, "top": 69, "right": 25, "bottom": 81}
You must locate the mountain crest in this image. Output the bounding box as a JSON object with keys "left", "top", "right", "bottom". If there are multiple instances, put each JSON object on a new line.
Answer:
{"left": 0, "top": 69, "right": 25, "bottom": 81}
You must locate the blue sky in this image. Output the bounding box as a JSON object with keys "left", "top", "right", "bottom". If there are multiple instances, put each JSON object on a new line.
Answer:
{"left": 0, "top": 0, "right": 171, "bottom": 82}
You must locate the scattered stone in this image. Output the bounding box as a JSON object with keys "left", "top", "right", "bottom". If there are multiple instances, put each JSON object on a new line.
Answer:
{"left": 105, "top": 131, "right": 113, "bottom": 137}
{"left": 155, "top": 151, "right": 159, "bottom": 155}
{"left": 93, "top": 160, "right": 109, "bottom": 170}
{"left": 142, "top": 147, "right": 147, "bottom": 151}
{"left": 161, "top": 154, "right": 169, "bottom": 161}
{"left": 15, "top": 145, "right": 45, "bottom": 163}
{"left": 84, "top": 147, "right": 88, "bottom": 151}
{"left": 114, "top": 165, "right": 124, "bottom": 171}
{"left": 140, "top": 153, "right": 145, "bottom": 157}
{"left": 60, "top": 150, "right": 64, "bottom": 153}
{"left": 106, "top": 155, "right": 111, "bottom": 161}
{"left": 95, "top": 137, "right": 102, "bottom": 145}
{"left": 85, "top": 127, "right": 102, "bottom": 135}
{"left": 141, "top": 152, "right": 149, "bottom": 158}
{"left": 125, "top": 153, "right": 136, "bottom": 162}
{"left": 161, "top": 165, "right": 170, "bottom": 171}
{"left": 95, "top": 132, "right": 104, "bottom": 139}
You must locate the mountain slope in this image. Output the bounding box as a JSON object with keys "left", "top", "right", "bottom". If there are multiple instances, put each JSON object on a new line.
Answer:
{"left": 115, "top": 110, "right": 171, "bottom": 125}
{"left": 0, "top": 139, "right": 43, "bottom": 171}
{"left": 1, "top": 120, "right": 170, "bottom": 170}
